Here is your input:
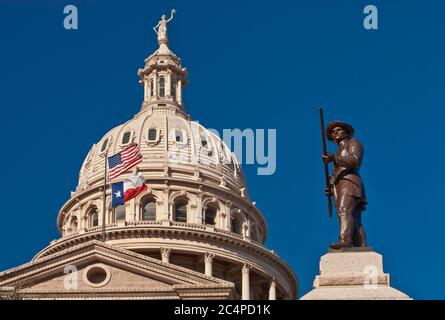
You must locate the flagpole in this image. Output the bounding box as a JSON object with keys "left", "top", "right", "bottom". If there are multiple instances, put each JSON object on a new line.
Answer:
{"left": 102, "top": 152, "right": 108, "bottom": 242}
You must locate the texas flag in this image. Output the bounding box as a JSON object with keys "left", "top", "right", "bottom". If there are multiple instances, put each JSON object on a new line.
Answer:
{"left": 112, "top": 172, "right": 147, "bottom": 208}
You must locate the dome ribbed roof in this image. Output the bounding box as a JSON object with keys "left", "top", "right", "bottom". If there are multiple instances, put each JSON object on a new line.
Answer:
{"left": 76, "top": 108, "right": 246, "bottom": 196}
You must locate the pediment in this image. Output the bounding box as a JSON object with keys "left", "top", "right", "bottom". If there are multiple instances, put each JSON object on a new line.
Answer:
{"left": 0, "top": 241, "right": 234, "bottom": 299}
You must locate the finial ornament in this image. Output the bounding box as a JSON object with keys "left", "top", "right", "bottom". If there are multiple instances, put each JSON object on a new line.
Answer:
{"left": 153, "top": 9, "right": 176, "bottom": 46}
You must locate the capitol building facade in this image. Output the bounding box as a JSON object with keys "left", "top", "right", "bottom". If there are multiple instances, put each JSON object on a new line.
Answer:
{"left": 0, "top": 19, "right": 298, "bottom": 300}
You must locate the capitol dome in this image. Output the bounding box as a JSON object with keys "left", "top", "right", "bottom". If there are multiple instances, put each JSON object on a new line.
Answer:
{"left": 1, "top": 15, "right": 299, "bottom": 300}
{"left": 76, "top": 109, "right": 246, "bottom": 199}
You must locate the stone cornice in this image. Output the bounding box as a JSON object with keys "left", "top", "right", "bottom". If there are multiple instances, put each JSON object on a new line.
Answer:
{"left": 16, "top": 285, "right": 234, "bottom": 300}
{"left": 31, "top": 225, "right": 298, "bottom": 298}
{"left": 0, "top": 240, "right": 235, "bottom": 288}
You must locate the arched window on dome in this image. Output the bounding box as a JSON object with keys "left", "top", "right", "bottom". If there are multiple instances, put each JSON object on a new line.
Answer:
{"left": 230, "top": 215, "right": 241, "bottom": 234}
{"left": 88, "top": 208, "right": 99, "bottom": 228}
{"left": 148, "top": 128, "right": 157, "bottom": 141}
{"left": 159, "top": 76, "right": 165, "bottom": 97}
{"left": 200, "top": 134, "right": 213, "bottom": 156}
{"left": 141, "top": 200, "right": 156, "bottom": 221}
{"left": 115, "top": 205, "right": 126, "bottom": 222}
{"left": 175, "top": 129, "right": 184, "bottom": 143}
{"left": 100, "top": 138, "right": 110, "bottom": 153}
{"left": 150, "top": 78, "right": 154, "bottom": 97}
{"left": 174, "top": 202, "right": 187, "bottom": 223}
{"left": 204, "top": 207, "right": 216, "bottom": 226}
{"left": 200, "top": 134, "right": 209, "bottom": 148}
{"left": 121, "top": 131, "right": 132, "bottom": 146}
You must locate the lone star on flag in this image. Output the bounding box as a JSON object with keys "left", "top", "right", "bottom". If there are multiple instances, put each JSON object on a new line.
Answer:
{"left": 114, "top": 190, "right": 122, "bottom": 198}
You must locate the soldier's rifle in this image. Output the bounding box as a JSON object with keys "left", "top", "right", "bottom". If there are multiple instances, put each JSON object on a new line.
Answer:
{"left": 319, "top": 106, "right": 333, "bottom": 218}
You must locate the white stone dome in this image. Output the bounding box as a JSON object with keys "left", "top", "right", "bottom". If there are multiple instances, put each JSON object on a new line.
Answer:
{"left": 77, "top": 108, "right": 246, "bottom": 196}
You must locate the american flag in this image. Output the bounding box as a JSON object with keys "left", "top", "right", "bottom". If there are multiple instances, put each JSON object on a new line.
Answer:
{"left": 107, "top": 144, "right": 143, "bottom": 180}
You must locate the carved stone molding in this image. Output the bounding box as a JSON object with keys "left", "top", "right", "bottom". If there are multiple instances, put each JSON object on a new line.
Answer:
{"left": 204, "top": 252, "right": 215, "bottom": 264}
{"left": 242, "top": 263, "right": 251, "bottom": 274}
{"left": 160, "top": 247, "right": 172, "bottom": 263}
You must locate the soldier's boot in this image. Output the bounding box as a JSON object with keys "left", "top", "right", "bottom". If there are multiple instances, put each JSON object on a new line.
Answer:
{"left": 331, "top": 203, "right": 354, "bottom": 249}
{"left": 356, "top": 225, "right": 367, "bottom": 247}
{"left": 352, "top": 210, "right": 367, "bottom": 247}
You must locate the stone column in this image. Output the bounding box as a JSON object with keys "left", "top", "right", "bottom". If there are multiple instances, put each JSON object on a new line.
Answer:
{"left": 107, "top": 209, "right": 113, "bottom": 225}
{"left": 196, "top": 194, "right": 203, "bottom": 224}
{"left": 177, "top": 79, "right": 182, "bottom": 104}
{"left": 166, "top": 70, "right": 172, "bottom": 98}
{"left": 163, "top": 188, "right": 170, "bottom": 221}
{"left": 204, "top": 253, "right": 215, "bottom": 277}
{"left": 220, "top": 212, "right": 226, "bottom": 230}
{"left": 81, "top": 215, "right": 87, "bottom": 230}
{"left": 144, "top": 77, "right": 149, "bottom": 102}
{"left": 160, "top": 247, "right": 171, "bottom": 263}
{"left": 242, "top": 263, "right": 251, "bottom": 300}
{"left": 242, "top": 217, "right": 250, "bottom": 240}
{"left": 169, "top": 202, "right": 174, "bottom": 222}
{"left": 225, "top": 204, "right": 232, "bottom": 231}
{"left": 269, "top": 277, "right": 277, "bottom": 300}
{"left": 99, "top": 207, "right": 105, "bottom": 226}
{"left": 126, "top": 199, "right": 136, "bottom": 222}
{"left": 153, "top": 71, "right": 158, "bottom": 99}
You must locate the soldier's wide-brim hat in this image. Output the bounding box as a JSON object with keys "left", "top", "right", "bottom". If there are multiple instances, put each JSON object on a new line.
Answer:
{"left": 326, "top": 121, "right": 354, "bottom": 141}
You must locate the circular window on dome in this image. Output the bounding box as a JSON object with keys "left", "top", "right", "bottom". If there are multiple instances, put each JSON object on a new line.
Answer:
{"left": 83, "top": 264, "right": 111, "bottom": 288}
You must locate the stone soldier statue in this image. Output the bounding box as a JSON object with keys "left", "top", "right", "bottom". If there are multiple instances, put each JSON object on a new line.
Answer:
{"left": 322, "top": 121, "right": 367, "bottom": 250}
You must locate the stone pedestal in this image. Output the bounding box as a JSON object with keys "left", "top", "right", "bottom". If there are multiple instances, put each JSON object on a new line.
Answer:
{"left": 301, "top": 248, "right": 411, "bottom": 300}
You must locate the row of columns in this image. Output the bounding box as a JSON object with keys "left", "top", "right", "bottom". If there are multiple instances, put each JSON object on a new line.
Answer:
{"left": 144, "top": 72, "right": 182, "bottom": 104}
{"left": 159, "top": 248, "right": 277, "bottom": 300}
{"left": 83, "top": 192, "right": 256, "bottom": 239}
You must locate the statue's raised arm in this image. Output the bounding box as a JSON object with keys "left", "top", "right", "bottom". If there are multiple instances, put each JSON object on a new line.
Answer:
{"left": 167, "top": 9, "right": 176, "bottom": 23}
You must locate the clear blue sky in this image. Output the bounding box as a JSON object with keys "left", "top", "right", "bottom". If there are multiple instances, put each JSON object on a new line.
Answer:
{"left": 0, "top": 0, "right": 443, "bottom": 299}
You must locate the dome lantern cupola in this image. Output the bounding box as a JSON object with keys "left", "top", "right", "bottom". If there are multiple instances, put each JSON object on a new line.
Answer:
{"left": 138, "top": 9, "right": 188, "bottom": 115}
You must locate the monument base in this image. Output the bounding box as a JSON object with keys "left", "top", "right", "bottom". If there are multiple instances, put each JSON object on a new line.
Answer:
{"left": 300, "top": 248, "right": 411, "bottom": 300}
